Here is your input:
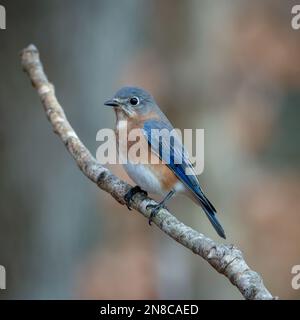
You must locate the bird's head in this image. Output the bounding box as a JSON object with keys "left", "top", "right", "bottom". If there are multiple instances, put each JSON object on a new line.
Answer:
{"left": 104, "top": 86, "right": 156, "bottom": 119}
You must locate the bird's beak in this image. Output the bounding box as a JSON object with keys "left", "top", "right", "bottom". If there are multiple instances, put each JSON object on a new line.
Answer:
{"left": 104, "top": 98, "right": 120, "bottom": 107}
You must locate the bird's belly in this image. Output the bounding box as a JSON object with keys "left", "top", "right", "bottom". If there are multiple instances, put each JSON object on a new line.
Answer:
{"left": 118, "top": 134, "right": 182, "bottom": 195}
{"left": 123, "top": 163, "right": 164, "bottom": 195}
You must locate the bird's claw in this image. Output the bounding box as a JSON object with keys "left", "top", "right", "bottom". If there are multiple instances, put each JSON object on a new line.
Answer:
{"left": 146, "top": 203, "right": 166, "bottom": 225}
{"left": 124, "top": 186, "right": 148, "bottom": 210}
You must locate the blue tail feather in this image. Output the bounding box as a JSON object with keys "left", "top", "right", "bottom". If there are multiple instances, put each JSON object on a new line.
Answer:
{"left": 202, "top": 207, "right": 226, "bottom": 239}
{"left": 196, "top": 191, "right": 226, "bottom": 239}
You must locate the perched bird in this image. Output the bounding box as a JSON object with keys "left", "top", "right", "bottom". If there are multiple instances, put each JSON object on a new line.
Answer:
{"left": 104, "top": 87, "right": 226, "bottom": 238}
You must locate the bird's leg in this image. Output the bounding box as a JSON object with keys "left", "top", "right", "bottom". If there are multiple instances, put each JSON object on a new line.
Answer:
{"left": 124, "top": 185, "right": 148, "bottom": 210}
{"left": 147, "top": 189, "right": 176, "bottom": 225}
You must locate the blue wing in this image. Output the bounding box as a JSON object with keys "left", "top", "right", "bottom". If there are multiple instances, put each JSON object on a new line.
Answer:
{"left": 143, "top": 119, "right": 226, "bottom": 238}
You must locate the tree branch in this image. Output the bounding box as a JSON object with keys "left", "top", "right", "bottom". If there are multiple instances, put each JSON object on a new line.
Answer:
{"left": 20, "top": 44, "right": 274, "bottom": 300}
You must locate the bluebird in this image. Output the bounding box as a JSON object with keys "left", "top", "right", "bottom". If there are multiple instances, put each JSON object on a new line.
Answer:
{"left": 104, "top": 87, "right": 226, "bottom": 238}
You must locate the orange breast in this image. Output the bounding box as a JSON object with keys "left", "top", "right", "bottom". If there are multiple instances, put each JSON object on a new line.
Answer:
{"left": 115, "top": 112, "right": 179, "bottom": 191}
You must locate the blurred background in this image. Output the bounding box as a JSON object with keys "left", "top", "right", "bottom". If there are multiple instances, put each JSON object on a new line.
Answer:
{"left": 0, "top": 0, "right": 299, "bottom": 299}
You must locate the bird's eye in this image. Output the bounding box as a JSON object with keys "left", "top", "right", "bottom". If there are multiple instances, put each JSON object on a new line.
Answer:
{"left": 129, "top": 96, "right": 139, "bottom": 106}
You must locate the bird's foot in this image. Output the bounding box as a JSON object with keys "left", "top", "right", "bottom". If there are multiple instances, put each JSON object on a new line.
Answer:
{"left": 146, "top": 203, "right": 167, "bottom": 225}
{"left": 124, "top": 186, "right": 148, "bottom": 210}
